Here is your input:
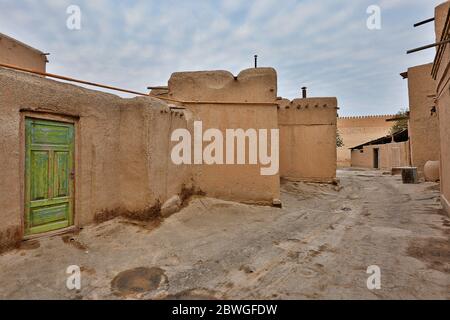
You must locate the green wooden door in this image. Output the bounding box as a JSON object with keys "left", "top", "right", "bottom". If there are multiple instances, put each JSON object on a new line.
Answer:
{"left": 25, "top": 118, "right": 74, "bottom": 235}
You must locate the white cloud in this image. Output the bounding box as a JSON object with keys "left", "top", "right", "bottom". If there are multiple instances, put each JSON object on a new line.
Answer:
{"left": 0, "top": 0, "right": 442, "bottom": 115}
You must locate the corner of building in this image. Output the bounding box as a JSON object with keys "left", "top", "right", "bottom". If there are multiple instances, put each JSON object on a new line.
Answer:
{"left": 442, "top": 194, "right": 450, "bottom": 216}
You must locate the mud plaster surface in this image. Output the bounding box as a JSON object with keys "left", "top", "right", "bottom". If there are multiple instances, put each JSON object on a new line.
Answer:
{"left": 0, "top": 169, "right": 448, "bottom": 300}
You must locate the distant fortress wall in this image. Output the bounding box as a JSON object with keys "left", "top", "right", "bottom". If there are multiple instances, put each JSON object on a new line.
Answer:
{"left": 337, "top": 115, "right": 395, "bottom": 167}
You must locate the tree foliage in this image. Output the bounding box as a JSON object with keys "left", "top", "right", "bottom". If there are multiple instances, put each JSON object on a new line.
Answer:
{"left": 390, "top": 109, "right": 409, "bottom": 135}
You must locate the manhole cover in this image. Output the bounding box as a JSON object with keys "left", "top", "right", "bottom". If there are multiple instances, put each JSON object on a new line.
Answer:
{"left": 111, "top": 267, "right": 166, "bottom": 296}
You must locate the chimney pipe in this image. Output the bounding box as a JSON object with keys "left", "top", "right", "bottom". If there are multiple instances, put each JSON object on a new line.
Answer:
{"left": 302, "top": 87, "right": 307, "bottom": 98}
{"left": 254, "top": 55, "right": 258, "bottom": 68}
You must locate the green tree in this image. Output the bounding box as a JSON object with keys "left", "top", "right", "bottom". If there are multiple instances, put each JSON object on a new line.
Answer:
{"left": 390, "top": 109, "right": 409, "bottom": 135}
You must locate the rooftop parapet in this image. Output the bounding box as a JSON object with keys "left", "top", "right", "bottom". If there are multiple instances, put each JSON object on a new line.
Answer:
{"left": 277, "top": 97, "right": 338, "bottom": 110}
{"left": 168, "top": 68, "right": 277, "bottom": 103}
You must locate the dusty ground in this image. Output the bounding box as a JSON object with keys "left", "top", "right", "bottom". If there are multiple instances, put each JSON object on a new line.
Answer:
{"left": 0, "top": 169, "right": 449, "bottom": 300}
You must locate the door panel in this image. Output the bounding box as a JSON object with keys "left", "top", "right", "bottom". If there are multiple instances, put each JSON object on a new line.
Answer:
{"left": 30, "top": 204, "right": 68, "bottom": 226}
{"left": 25, "top": 118, "right": 74, "bottom": 236}
{"left": 31, "top": 123, "right": 72, "bottom": 145}
{"left": 54, "top": 151, "right": 69, "bottom": 198}
{"left": 30, "top": 151, "right": 49, "bottom": 201}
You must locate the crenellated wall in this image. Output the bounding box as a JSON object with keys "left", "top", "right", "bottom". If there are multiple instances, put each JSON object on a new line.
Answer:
{"left": 278, "top": 97, "right": 338, "bottom": 183}
{"left": 337, "top": 115, "right": 394, "bottom": 167}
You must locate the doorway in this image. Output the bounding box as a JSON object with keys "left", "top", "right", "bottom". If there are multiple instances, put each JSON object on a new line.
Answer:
{"left": 373, "top": 148, "right": 380, "bottom": 169}
{"left": 24, "top": 118, "right": 75, "bottom": 235}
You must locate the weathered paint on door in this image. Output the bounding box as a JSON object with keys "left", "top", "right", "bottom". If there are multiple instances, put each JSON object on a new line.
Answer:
{"left": 25, "top": 118, "right": 74, "bottom": 235}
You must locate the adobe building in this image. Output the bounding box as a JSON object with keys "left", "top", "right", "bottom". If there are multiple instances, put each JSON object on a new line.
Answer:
{"left": 350, "top": 129, "right": 410, "bottom": 170}
{"left": 278, "top": 97, "right": 338, "bottom": 183}
{"left": 401, "top": 63, "right": 440, "bottom": 177}
{"left": 165, "top": 68, "right": 281, "bottom": 204}
{"left": 0, "top": 66, "right": 197, "bottom": 251}
{"left": 337, "top": 115, "right": 394, "bottom": 167}
{"left": 0, "top": 34, "right": 340, "bottom": 250}
{"left": 0, "top": 65, "right": 290, "bottom": 250}
{"left": 0, "top": 33, "right": 47, "bottom": 72}
{"left": 148, "top": 86, "right": 169, "bottom": 98}
{"left": 432, "top": 1, "right": 450, "bottom": 216}
{"left": 160, "top": 71, "right": 339, "bottom": 186}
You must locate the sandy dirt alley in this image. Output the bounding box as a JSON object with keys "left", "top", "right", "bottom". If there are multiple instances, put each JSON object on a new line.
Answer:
{"left": 0, "top": 169, "right": 449, "bottom": 300}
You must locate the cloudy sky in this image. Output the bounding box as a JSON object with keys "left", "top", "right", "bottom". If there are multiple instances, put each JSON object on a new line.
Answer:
{"left": 0, "top": 0, "right": 444, "bottom": 116}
